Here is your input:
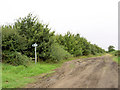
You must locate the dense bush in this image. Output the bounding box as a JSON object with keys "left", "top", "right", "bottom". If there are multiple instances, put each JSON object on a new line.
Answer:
{"left": 2, "top": 13, "right": 105, "bottom": 65}
{"left": 14, "top": 13, "right": 55, "bottom": 60}
{"left": 56, "top": 32, "right": 105, "bottom": 56}
{"left": 50, "top": 43, "right": 71, "bottom": 61}
{"left": 110, "top": 50, "right": 120, "bottom": 56}
{"left": 2, "top": 26, "right": 30, "bottom": 65}
{"left": 2, "top": 26, "right": 27, "bottom": 53}
{"left": 2, "top": 51, "right": 31, "bottom": 66}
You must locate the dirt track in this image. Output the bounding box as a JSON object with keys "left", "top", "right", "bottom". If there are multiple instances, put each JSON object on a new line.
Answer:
{"left": 25, "top": 55, "right": 118, "bottom": 88}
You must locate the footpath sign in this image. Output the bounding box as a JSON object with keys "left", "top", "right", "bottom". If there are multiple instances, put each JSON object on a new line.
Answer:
{"left": 32, "top": 43, "right": 38, "bottom": 64}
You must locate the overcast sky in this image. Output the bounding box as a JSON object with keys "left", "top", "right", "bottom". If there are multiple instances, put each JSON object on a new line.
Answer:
{"left": 0, "top": 0, "right": 119, "bottom": 50}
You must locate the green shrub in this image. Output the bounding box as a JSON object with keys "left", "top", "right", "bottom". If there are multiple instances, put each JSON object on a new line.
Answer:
{"left": 2, "top": 27, "right": 27, "bottom": 53}
{"left": 2, "top": 51, "right": 31, "bottom": 66}
{"left": 50, "top": 43, "right": 71, "bottom": 61}
{"left": 14, "top": 13, "right": 55, "bottom": 60}
{"left": 111, "top": 50, "right": 120, "bottom": 56}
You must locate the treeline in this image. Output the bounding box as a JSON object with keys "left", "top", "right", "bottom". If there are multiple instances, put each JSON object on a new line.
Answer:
{"left": 56, "top": 32, "right": 105, "bottom": 56}
{"left": 1, "top": 13, "right": 105, "bottom": 65}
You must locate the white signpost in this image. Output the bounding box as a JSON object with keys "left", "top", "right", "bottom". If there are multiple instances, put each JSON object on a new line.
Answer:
{"left": 32, "top": 43, "right": 38, "bottom": 64}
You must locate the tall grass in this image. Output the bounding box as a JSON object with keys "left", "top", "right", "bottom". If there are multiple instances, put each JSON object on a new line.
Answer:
{"left": 2, "top": 62, "right": 59, "bottom": 88}
{"left": 112, "top": 56, "right": 120, "bottom": 64}
{"left": 109, "top": 50, "right": 120, "bottom": 64}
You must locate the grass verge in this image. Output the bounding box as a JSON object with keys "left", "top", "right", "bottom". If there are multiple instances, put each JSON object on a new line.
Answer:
{"left": 112, "top": 56, "right": 120, "bottom": 64}
{"left": 2, "top": 63, "right": 58, "bottom": 88}
{"left": 2, "top": 53, "right": 105, "bottom": 88}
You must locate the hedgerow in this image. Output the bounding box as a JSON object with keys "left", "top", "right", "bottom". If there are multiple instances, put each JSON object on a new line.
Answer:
{"left": 2, "top": 13, "right": 105, "bottom": 65}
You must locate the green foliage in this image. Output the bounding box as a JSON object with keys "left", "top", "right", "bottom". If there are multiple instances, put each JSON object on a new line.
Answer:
{"left": 2, "top": 13, "right": 105, "bottom": 65}
{"left": 2, "top": 51, "right": 31, "bottom": 66}
{"left": 111, "top": 50, "right": 120, "bottom": 64}
{"left": 56, "top": 31, "right": 105, "bottom": 56}
{"left": 112, "top": 56, "right": 120, "bottom": 64}
{"left": 50, "top": 43, "right": 71, "bottom": 61}
{"left": 56, "top": 32, "right": 83, "bottom": 56}
{"left": 2, "top": 26, "right": 27, "bottom": 52}
{"left": 110, "top": 50, "right": 120, "bottom": 56}
{"left": 108, "top": 45, "right": 115, "bottom": 52}
{"left": 14, "top": 13, "right": 55, "bottom": 60}
{"left": 2, "top": 26, "right": 30, "bottom": 65}
{"left": 2, "top": 54, "right": 104, "bottom": 88}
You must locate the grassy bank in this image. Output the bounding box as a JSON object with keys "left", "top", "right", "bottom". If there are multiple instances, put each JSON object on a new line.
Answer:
{"left": 112, "top": 56, "right": 120, "bottom": 64}
{"left": 2, "top": 54, "right": 105, "bottom": 88}
{"left": 109, "top": 50, "right": 120, "bottom": 64}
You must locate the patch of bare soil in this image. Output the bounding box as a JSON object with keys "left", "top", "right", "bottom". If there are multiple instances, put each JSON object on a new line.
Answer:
{"left": 25, "top": 55, "right": 118, "bottom": 88}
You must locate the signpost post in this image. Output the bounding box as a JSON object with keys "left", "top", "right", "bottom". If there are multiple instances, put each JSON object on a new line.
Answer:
{"left": 32, "top": 43, "right": 38, "bottom": 64}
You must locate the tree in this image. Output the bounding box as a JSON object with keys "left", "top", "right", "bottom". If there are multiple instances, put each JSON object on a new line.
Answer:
{"left": 14, "top": 13, "right": 56, "bottom": 60}
{"left": 56, "top": 31, "right": 105, "bottom": 56}
{"left": 108, "top": 45, "right": 115, "bottom": 52}
{"left": 2, "top": 13, "right": 71, "bottom": 63}
{"left": 2, "top": 25, "right": 30, "bottom": 65}
{"left": 2, "top": 13, "right": 105, "bottom": 65}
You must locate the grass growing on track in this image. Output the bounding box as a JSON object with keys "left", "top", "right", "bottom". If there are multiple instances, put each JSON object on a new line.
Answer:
{"left": 2, "top": 53, "right": 105, "bottom": 88}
